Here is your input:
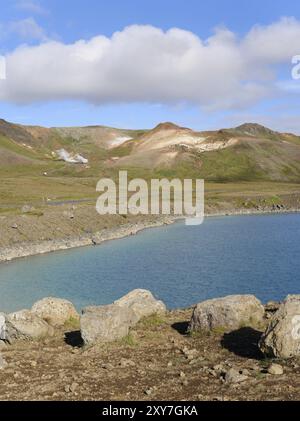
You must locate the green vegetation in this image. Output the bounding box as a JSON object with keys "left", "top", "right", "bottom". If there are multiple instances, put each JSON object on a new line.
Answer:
{"left": 120, "top": 333, "right": 138, "bottom": 347}
{"left": 1, "top": 119, "right": 300, "bottom": 218}
{"left": 140, "top": 314, "right": 165, "bottom": 328}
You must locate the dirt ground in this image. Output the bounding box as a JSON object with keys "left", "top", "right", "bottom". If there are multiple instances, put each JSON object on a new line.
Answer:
{"left": 0, "top": 309, "right": 299, "bottom": 401}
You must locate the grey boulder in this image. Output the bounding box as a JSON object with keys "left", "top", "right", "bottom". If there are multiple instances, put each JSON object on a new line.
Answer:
{"left": 0, "top": 310, "right": 54, "bottom": 342}
{"left": 114, "top": 289, "right": 166, "bottom": 325}
{"left": 189, "top": 295, "right": 265, "bottom": 332}
{"left": 32, "top": 297, "right": 79, "bottom": 327}
{"left": 80, "top": 304, "right": 135, "bottom": 345}
{"left": 259, "top": 295, "right": 300, "bottom": 359}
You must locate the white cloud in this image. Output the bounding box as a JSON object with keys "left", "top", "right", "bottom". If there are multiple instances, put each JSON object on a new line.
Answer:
{"left": 9, "top": 17, "right": 47, "bottom": 40}
{"left": 0, "top": 17, "right": 47, "bottom": 41}
{"left": 0, "top": 19, "right": 300, "bottom": 107}
{"left": 15, "top": 0, "right": 48, "bottom": 15}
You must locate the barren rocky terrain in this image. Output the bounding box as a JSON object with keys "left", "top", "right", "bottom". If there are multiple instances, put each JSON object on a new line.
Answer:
{"left": 0, "top": 308, "right": 299, "bottom": 401}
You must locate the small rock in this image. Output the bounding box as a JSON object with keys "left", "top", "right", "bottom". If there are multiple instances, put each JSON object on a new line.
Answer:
{"left": 119, "top": 358, "right": 135, "bottom": 368}
{"left": 0, "top": 354, "right": 8, "bottom": 370}
{"left": 21, "top": 205, "right": 35, "bottom": 214}
{"left": 213, "top": 364, "right": 225, "bottom": 374}
{"left": 145, "top": 388, "right": 153, "bottom": 396}
{"left": 167, "top": 361, "right": 173, "bottom": 367}
{"left": 225, "top": 368, "right": 249, "bottom": 384}
{"left": 30, "top": 361, "right": 37, "bottom": 368}
{"left": 11, "top": 223, "right": 18, "bottom": 229}
{"left": 182, "top": 347, "right": 198, "bottom": 360}
{"left": 63, "top": 211, "right": 75, "bottom": 220}
{"left": 101, "top": 363, "right": 114, "bottom": 370}
{"left": 70, "top": 382, "right": 79, "bottom": 393}
{"left": 179, "top": 371, "right": 185, "bottom": 378}
{"left": 268, "top": 363, "right": 284, "bottom": 375}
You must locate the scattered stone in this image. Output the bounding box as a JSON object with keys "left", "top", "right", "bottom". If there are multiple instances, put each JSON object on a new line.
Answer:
{"left": 213, "top": 364, "right": 225, "bottom": 375}
{"left": 145, "top": 388, "right": 153, "bottom": 396}
{"left": 0, "top": 354, "right": 7, "bottom": 370}
{"left": 119, "top": 358, "right": 135, "bottom": 368}
{"left": 80, "top": 304, "right": 135, "bottom": 345}
{"left": 32, "top": 297, "right": 79, "bottom": 327}
{"left": 114, "top": 289, "right": 166, "bottom": 325}
{"left": 101, "top": 363, "right": 114, "bottom": 370}
{"left": 63, "top": 211, "right": 75, "bottom": 220}
{"left": 268, "top": 363, "right": 284, "bottom": 376}
{"left": 259, "top": 295, "right": 300, "bottom": 358}
{"left": 21, "top": 205, "right": 35, "bottom": 214}
{"left": 225, "top": 368, "right": 249, "bottom": 384}
{"left": 64, "top": 385, "right": 71, "bottom": 393}
{"left": 11, "top": 223, "right": 18, "bottom": 229}
{"left": 70, "top": 382, "right": 79, "bottom": 393}
{"left": 182, "top": 347, "right": 198, "bottom": 360}
{"left": 189, "top": 295, "right": 264, "bottom": 332}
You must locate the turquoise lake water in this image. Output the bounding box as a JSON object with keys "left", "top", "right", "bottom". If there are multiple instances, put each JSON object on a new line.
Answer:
{"left": 0, "top": 213, "right": 299, "bottom": 312}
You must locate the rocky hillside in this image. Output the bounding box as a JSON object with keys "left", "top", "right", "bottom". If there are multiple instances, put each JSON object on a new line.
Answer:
{"left": 1, "top": 118, "right": 300, "bottom": 182}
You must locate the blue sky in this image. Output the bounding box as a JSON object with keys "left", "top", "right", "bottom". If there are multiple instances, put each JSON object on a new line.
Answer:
{"left": 1, "top": 0, "right": 300, "bottom": 131}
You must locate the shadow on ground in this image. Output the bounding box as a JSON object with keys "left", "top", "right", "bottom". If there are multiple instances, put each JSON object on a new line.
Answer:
{"left": 171, "top": 321, "right": 189, "bottom": 335}
{"left": 221, "top": 327, "right": 264, "bottom": 359}
{"left": 64, "top": 330, "right": 84, "bottom": 348}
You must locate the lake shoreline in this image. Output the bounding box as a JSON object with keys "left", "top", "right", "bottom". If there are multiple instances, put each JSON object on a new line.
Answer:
{"left": 1, "top": 207, "right": 299, "bottom": 264}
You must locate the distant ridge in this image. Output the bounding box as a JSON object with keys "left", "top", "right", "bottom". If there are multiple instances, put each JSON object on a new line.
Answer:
{"left": 234, "top": 123, "right": 279, "bottom": 138}
{"left": 1, "top": 117, "right": 300, "bottom": 182}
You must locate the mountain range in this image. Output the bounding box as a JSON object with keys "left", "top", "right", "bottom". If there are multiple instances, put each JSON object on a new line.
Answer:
{"left": 1, "top": 118, "right": 300, "bottom": 183}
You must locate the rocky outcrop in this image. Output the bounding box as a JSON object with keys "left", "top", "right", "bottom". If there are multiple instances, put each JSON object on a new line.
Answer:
{"left": 259, "top": 295, "right": 300, "bottom": 358}
{"left": 114, "top": 289, "right": 166, "bottom": 325}
{"left": 31, "top": 297, "right": 79, "bottom": 327}
{"left": 80, "top": 304, "right": 135, "bottom": 345}
{"left": 189, "top": 295, "right": 265, "bottom": 332}
{"left": 0, "top": 310, "right": 53, "bottom": 342}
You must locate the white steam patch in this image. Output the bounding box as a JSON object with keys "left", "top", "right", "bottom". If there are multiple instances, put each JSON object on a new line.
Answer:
{"left": 56, "top": 149, "right": 88, "bottom": 164}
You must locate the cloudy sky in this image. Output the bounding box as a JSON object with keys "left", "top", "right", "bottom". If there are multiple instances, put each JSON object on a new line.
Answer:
{"left": 1, "top": 0, "right": 300, "bottom": 132}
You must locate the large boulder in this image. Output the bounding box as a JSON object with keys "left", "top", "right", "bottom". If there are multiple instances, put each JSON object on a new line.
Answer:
{"left": 189, "top": 295, "right": 264, "bottom": 332}
{"left": 80, "top": 304, "right": 135, "bottom": 345}
{"left": 114, "top": 289, "right": 166, "bottom": 325}
{"left": 259, "top": 295, "right": 300, "bottom": 358}
{"left": 0, "top": 310, "right": 53, "bottom": 342}
{"left": 31, "top": 297, "right": 79, "bottom": 327}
